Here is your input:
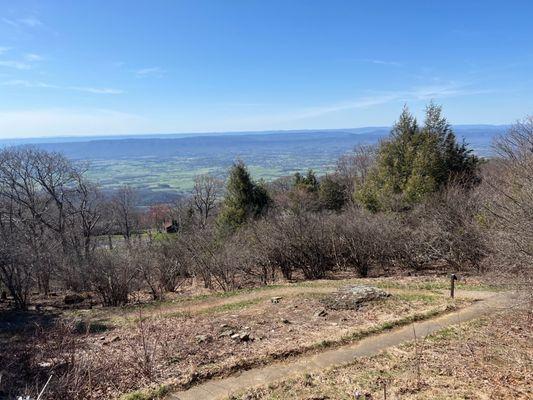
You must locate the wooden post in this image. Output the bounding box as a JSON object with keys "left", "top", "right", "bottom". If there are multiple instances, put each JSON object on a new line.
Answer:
{"left": 450, "top": 273, "right": 457, "bottom": 298}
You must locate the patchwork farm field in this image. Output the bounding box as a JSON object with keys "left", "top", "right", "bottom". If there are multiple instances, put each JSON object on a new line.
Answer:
{"left": 19, "top": 125, "right": 502, "bottom": 203}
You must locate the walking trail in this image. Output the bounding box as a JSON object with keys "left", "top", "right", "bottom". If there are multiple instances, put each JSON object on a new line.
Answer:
{"left": 168, "top": 290, "right": 515, "bottom": 400}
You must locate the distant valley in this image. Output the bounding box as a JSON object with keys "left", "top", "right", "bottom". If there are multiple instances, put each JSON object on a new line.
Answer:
{"left": 0, "top": 125, "right": 507, "bottom": 205}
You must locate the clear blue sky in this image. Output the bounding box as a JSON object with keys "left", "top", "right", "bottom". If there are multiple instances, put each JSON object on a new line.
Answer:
{"left": 1, "top": 0, "right": 532, "bottom": 138}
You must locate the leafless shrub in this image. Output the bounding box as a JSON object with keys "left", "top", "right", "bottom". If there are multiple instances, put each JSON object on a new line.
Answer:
{"left": 250, "top": 211, "right": 338, "bottom": 280}
{"left": 407, "top": 184, "right": 488, "bottom": 272}
{"left": 331, "top": 207, "right": 402, "bottom": 277}
{"left": 484, "top": 117, "right": 533, "bottom": 274}
{"left": 180, "top": 229, "right": 239, "bottom": 291}
{"left": 122, "top": 310, "right": 164, "bottom": 383}
{"left": 87, "top": 250, "right": 138, "bottom": 306}
{"left": 336, "top": 144, "right": 377, "bottom": 196}
{"left": 136, "top": 240, "right": 189, "bottom": 300}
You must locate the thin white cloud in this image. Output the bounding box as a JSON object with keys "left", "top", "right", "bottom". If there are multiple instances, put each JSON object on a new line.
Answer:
{"left": 364, "top": 59, "right": 403, "bottom": 67}
{"left": 24, "top": 53, "right": 43, "bottom": 61}
{"left": 225, "top": 82, "right": 491, "bottom": 126}
{"left": 18, "top": 17, "right": 43, "bottom": 28}
{"left": 1, "top": 79, "right": 55, "bottom": 88}
{"left": 0, "top": 47, "right": 10, "bottom": 55}
{"left": 135, "top": 66, "right": 164, "bottom": 77}
{"left": 302, "top": 83, "right": 490, "bottom": 118}
{"left": 2, "top": 18, "right": 19, "bottom": 28}
{"left": 3, "top": 16, "right": 43, "bottom": 28}
{"left": 67, "top": 86, "right": 124, "bottom": 94}
{"left": 0, "top": 60, "right": 31, "bottom": 70}
{"left": 1, "top": 79, "right": 124, "bottom": 94}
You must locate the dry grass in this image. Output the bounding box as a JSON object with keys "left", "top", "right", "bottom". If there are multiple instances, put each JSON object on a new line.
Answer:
{"left": 0, "top": 277, "right": 488, "bottom": 399}
{"left": 233, "top": 308, "right": 532, "bottom": 399}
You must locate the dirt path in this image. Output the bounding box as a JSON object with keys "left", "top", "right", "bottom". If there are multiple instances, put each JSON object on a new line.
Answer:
{"left": 168, "top": 290, "right": 515, "bottom": 400}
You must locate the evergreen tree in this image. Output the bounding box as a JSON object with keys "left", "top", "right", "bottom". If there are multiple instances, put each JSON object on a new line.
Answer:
{"left": 294, "top": 169, "right": 320, "bottom": 192}
{"left": 357, "top": 104, "right": 479, "bottom": 211}
{"left": 318, "top": 175, "right": 347, "bottom": 211}
{"left": 216, "top": 161, "right": 271, "bottom": 235}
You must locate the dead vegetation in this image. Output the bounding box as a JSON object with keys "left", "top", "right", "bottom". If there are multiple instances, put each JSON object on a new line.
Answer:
{"left": 235, "top": 308, "right": 532, "bottom": 399}
{"left": 0, "top": 278, "right": 474, "bottom": 399}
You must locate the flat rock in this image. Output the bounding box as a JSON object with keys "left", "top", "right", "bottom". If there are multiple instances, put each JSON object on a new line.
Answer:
{"left": 219, "top": 329, "right": 235, "bottom": 337}
{"left": 321, "top": 285, "right": 390, "bottom": 310}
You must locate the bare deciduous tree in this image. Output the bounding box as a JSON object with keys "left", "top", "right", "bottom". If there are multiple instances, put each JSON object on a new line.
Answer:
{"left": 111, "top": 186, "right": 140, "bottom": 243}
{"left": 336, "top": 144, "right": 377, "bottom": 195}
{"left": 486, "top": 117, "right": 533, "bottom": 270}
{"left": 192, "top": 174, "right": 223, "bottom": 226}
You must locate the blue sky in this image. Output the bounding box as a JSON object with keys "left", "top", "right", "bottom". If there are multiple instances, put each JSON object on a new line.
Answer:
{"left": 0, "top": 0, "right": 532, "bottom": 138}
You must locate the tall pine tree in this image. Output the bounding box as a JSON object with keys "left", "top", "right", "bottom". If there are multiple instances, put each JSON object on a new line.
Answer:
{"left": 216, "top": 161, "right": 270, "bottom": 235}
{"left": 357, "top": 103, "right": 479, "bottom": 211}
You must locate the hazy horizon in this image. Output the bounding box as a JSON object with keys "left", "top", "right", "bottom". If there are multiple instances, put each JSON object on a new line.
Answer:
{"left": 0, "top": 123, "right": 510, "bottom": 145}
{"left": 1, "top": 1, "right": 532, "bottom": 138}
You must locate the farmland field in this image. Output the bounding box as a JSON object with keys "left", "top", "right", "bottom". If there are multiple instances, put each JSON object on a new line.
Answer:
{"left": 1, "top": 125, "right": 505, "bottom": 204}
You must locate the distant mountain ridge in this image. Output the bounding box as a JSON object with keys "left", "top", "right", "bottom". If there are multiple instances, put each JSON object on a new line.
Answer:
{"left": 0, "top": 125, "right": 508, "bottom": 158}
{"left": 0, "top": 125, "right": 507, "bottom": 200}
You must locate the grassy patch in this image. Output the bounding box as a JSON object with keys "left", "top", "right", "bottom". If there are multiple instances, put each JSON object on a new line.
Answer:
{"left": 395, "top": 292, "right": 438, "bottom": 304}
{"left": 201, "top": 298, "right": 263, "bottom": 314}
{"left": 340, "top": 304, "right": 452, "bottom": 344}
{"left": 73, "top": 319, "right": 111, "bottom": 334}
{"left": 119, "top": 385, "right": 170, "bottom": 400}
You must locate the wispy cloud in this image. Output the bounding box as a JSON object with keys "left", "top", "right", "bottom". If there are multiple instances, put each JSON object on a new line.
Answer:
{"left": 18, "top": 17, "right": 43, "bottom": 27}
{"left": 2, "top": 16, "right": 43, "bottom": 28}
{"left": 225, "top": 82, "right": 491, "bottom": 127}
{"left": 301, "top": 83, "right": 490, "bottom": 118}
{"left": 1, "top": 79, "right": 124, "bottom": 94}
{"left": 0, "top": 60, "right": 31, "bottom": 70}
{"left": 2, "top": 18, "right": 18, "bottom": 28}
{"left": 24, "top": 53, "right": 43, "bottom": 61}
{"left": 1, "top": 80, "right": 55, "bottom": 88}
{"left": 0, "top": 47, "right": 10, "bottom": 55}
{"left": 364, "top": 59, "right": 403, "bottom": 67}
{"left": 67, "top": 86, "right": 124, "bottom": 94}
{"left": 135, "top": 66, "right": 164, "bottom": 77}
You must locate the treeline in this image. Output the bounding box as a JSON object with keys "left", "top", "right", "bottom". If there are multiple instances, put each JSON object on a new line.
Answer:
{"left": 1, "top": 104, "right": 531, "bottom": 309}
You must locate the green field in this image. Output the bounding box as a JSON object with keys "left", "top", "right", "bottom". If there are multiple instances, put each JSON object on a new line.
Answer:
{"left": 85, "top": 156, "right": 335, "bottom": 193}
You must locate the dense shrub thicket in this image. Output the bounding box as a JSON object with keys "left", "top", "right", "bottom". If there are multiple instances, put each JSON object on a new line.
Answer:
{"left": 0, "top": 106, "right": 531, "bottom": 310}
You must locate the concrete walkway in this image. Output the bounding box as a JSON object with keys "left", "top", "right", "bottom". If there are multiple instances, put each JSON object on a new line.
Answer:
{"left": 169, "top": 291, "right": 515, "bottom": 400}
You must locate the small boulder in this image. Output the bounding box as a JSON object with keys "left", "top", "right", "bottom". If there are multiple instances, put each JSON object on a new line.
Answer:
{"left": 321, "top": 285, "right": 390, "bottom": 311}
{"left": 195, "top": 334, "right": 210, "bottom": 344}
{"left": 103, "top": 335, "right": 121, "bottom": 345}
{"left": 231, "top": 331, "right": 252, "bottom": 342}
{"left": 219, "top": 329, "right": 235, "bottom": 337}
{"left": 314, "top": 309, "right": 328, "bottom": 318}
{"left": 271, "top": 296, "right": 283, "bottom": 303}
